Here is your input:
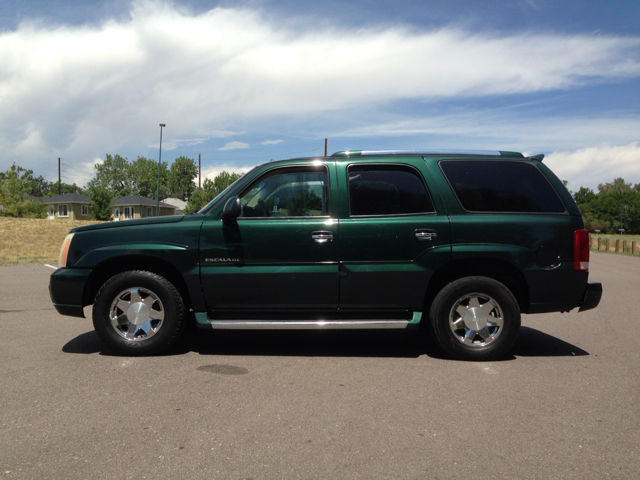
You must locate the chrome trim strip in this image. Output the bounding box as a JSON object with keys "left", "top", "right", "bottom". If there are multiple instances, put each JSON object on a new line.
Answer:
{"left": 207, "top": 320, "right": 410, "bottom": 330}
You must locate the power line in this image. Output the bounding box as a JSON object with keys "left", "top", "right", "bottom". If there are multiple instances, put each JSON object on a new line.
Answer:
{"left": 62, "top": 163, "right": 96, "bottom": 175}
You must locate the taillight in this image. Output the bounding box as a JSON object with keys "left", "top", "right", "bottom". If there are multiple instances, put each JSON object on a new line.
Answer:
{"left": 58, "top": 233, "right": 74, "bottom": 267}
{"left": 573, "top": 229, "right": 589, "bottom": 271}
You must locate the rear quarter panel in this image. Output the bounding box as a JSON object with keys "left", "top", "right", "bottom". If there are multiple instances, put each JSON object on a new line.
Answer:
{"left": 425, "top": 156, "right": 589, "bottom": 312}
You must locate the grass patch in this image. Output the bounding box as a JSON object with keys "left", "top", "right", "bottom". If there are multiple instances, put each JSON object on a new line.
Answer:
{"left": 0, "top": 217, "right": 105, "bottom": 265}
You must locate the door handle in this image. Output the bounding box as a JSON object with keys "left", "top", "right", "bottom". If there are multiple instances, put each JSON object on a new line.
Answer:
{"left": 311, "top": 231, "right": 334, "bottom": 243}
{"left": 415, "top": 229, "right": 437, "bottom": 241}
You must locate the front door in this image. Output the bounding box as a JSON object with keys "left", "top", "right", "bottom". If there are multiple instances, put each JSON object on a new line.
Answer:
{"left": 200, "top": 162, "right": 339, "bottom": 312}
{"left": 336, "top": 159, "right": 451, "bottom": 311}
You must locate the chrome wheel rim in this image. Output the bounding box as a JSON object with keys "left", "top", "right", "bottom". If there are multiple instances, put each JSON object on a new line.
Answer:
{"left": 448, "top": 292, "right": 504, "bottom": 347}
{"left": 109, "top": 287, "right": 165, "bottom": 342}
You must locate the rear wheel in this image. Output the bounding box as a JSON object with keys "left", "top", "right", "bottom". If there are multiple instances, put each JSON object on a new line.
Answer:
{"left": 93, "top": 271, "right": 185, "bottom": 355}
{"left": 428, "top": 276, "right": 520, "bottom": 360}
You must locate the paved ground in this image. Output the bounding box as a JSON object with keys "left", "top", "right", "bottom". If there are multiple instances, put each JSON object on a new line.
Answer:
{"left": 0, "top": 252, "right": 638, "bottom": 479}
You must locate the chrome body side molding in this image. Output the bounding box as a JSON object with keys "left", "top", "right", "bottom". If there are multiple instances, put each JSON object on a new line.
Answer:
{"left": 206, "top": 320, "right": 411, "bottom": 329}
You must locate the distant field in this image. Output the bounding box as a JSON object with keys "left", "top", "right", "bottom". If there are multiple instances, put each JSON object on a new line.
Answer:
{"left": 0, "top": 217, "right": 104, "bottom": 265}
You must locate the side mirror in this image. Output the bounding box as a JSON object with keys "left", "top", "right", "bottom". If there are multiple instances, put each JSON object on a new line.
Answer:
{"left": 220, "top": 196, "right": 241, "bottom": 221}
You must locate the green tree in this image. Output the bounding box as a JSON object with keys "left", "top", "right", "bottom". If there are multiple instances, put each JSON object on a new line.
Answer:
{"left": 39, "top": 181, "right": 86, "bottom": 197}
{"left": 578, "top": 187, "right": 640, "bottom": 234}
{"left": 597, "top": 178, "right": 631, "bottom": 194}
{"left": 0, "top": 164, "right": 46, "bottom": 217}
{"left": 57, "top": 182, "right": 85, "bottom": 195}
{"left": 184, "top": 171, "right": 242, "bottom": 213}
{"left": 92, "top": 154, "right": 136, "bottom": 197}
{"left": 25, "top": 175, "right": 53, "bottom": 197}
{"left": 130, "top": 156, "right": 169, "bottom": 199}
{"left": 581, "top": 212, "right": 609, "bottom": 232}
{"left": 183, "top": 187, "right": 210, "bottom": 214}
{"left": 85, "top": 183, "right": 113, "bottom": 221}
{"left": 168, "top": 156, "right": 197, "bottom": 201}
{"left": 3, "top": 169, "right": 85, "bottom": 197}
{"left": 84, "top": 154, "right": 132, "bottom": 220}
{"left": 573, "top": 187, "right": 597, "bottom": 206}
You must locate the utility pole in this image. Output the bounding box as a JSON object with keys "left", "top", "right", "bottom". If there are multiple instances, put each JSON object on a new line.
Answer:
{"left": 618, "top": 188, "right": 624, "bottom": 234}
{"left": 324, "top": 138, "right": 327, "bottom": 156}
{"left": 199, "top": 153, "right": 201, "bottom": 189}
{"left": 58, "top": 158, "right": 61, "bottom": 195}
{"left": 156, "top": 124, "right": 165, "bottom": 217}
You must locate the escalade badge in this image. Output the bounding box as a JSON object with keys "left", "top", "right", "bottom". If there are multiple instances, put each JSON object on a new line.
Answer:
{"left": 205, "top": 258, "right": 241, "bottom": 263}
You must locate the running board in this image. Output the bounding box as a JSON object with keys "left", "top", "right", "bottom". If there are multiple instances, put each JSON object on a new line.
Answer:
{"left": 207, "top": 320, "right": 411, "bottom": 330}
{"left": 193, "top": 311, "right": 423, "bottom": 330}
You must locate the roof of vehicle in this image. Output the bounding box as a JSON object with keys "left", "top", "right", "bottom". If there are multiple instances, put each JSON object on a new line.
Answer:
{"left": 255, "top": 149, "right": 543, "bottom": 171}
{"left": 331, "top": 149, "right": 525, "bottom": 158}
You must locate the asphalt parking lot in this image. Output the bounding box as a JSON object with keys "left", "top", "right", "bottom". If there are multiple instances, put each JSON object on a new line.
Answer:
{"left": 1, "top": 252, "right": 639, "bottom": 479}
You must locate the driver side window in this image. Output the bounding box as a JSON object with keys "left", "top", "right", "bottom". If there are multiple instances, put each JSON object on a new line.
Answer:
{"left": 239, "top": 166, "right": 330, "bottom": 218}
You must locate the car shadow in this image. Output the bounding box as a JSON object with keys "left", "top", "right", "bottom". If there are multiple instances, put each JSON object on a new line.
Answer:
{"left": 62, "top": 325, "right": 589, "bottom": 359}
{"left": 62, "top": 331, "right": 103, "bottom": 354}
{"left": 512, "top": 326, "right": 589, "bottom": 357}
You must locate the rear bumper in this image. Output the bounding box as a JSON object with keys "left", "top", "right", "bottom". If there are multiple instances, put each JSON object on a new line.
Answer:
{"left": 578, "top": 281, "right": 602, "bottom": 312}
{"left": 49, "top": 268, "right": 92, "bottom": 318}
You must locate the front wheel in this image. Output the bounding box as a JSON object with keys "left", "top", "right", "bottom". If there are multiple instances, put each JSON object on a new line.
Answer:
{"left": 428, "top": 276, "right": 520, "bottom": 360}
{"left": 93, "top": 271, "right": 185, "bottom": 355}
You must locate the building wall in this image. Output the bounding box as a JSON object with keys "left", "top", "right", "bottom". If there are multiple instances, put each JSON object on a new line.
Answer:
{"left": 47, "top": 203, "right": 89, "bottom": 220}
{"left": 111, "top": 205, "right": 176, "bottom": 221}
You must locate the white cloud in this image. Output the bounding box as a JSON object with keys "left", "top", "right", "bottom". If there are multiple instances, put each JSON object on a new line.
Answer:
{"left": 262, "top": 140, "right": 284, "bottom": 145}
{"left": 545, "top": 143, "right": 640, "bottom": 190}
{"left": 63, "top": 158, "right": 103, "bottom": 186}
{"left": 0, "top": 0, "right": 639, "bottom": 181}
{"left": 333, "top": 113, "right": 640, "bottom": 189}
{"left": 159, "top": 130, "right": 241, "bottom": 150}
{"left": 218, "top": 141, "right": 249, "bottom": 151}
{"left": 201, "top": 164, "right": 255, "bottom": 181}
{"left": 335, "top": 113, "right": 640, "bottom": 151}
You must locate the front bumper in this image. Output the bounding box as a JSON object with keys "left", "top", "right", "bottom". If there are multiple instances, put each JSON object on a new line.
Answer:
{"left": 578, "top": 281, "right": 602, "bottom": 312}
{"left": 49, "top": 268, "right": 92, "bottom": 318}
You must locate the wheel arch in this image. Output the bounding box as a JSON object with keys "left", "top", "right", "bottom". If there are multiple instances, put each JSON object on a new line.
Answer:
{"left": 82, "top": 255, "right": 194, "bottom": 311}
{"left": 423, "top": 258, "right": 530, "bottom": 314}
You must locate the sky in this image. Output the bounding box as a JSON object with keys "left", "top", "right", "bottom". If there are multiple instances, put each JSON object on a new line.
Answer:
{"left": 0, "top": 0, "right": 639, "bottom": 191}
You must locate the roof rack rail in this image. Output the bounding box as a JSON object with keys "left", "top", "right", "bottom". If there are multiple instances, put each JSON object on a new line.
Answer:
{"left": 331, "top": 149, "right": 523, "bottom": 158}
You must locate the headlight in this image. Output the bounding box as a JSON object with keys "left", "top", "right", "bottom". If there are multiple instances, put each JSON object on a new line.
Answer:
{"left": 58, "top": 233, "right": 75, "bottom": 267}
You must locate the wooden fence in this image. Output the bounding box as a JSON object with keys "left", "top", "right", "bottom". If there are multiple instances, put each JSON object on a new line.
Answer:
{"left": 590, "top": 237, "right": 639, "bottom": 255}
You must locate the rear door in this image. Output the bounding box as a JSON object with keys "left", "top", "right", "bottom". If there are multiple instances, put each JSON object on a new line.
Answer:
{"left": 336, "top": 157, "right": 451, "bottom": 311}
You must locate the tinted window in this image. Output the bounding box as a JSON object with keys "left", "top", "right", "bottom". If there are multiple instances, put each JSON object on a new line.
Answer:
{"left": 239, "top": 166, "right": 329, "bottom": 217}
{"left": 348, "top": 165, "right": 434, "bottom": 216}
{"left": 440, "top": 161, "right": 565, "bottom": 213}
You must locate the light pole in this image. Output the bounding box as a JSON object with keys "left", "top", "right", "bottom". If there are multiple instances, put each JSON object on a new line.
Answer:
{"left": 156, "top": 123, "right": 166, "bottom": 216}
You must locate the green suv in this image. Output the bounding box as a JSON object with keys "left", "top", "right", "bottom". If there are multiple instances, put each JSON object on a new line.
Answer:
{"left": 50, "top": 149, "right": 602, "bottom": 360}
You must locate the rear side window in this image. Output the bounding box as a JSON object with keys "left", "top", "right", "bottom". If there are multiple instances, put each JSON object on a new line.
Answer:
{"left": 440, "top": 161, "right": 565, "bottom": 213}
{"left": 348, "top": 164, "right": 434, "bottom": 216}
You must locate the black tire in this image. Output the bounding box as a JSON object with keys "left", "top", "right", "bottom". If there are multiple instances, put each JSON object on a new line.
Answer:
{"left": 428, "top": 276, "right": 520, "bottom": 361}
{"left": 92, "top": 271, "right": 185, "bottom": 356}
